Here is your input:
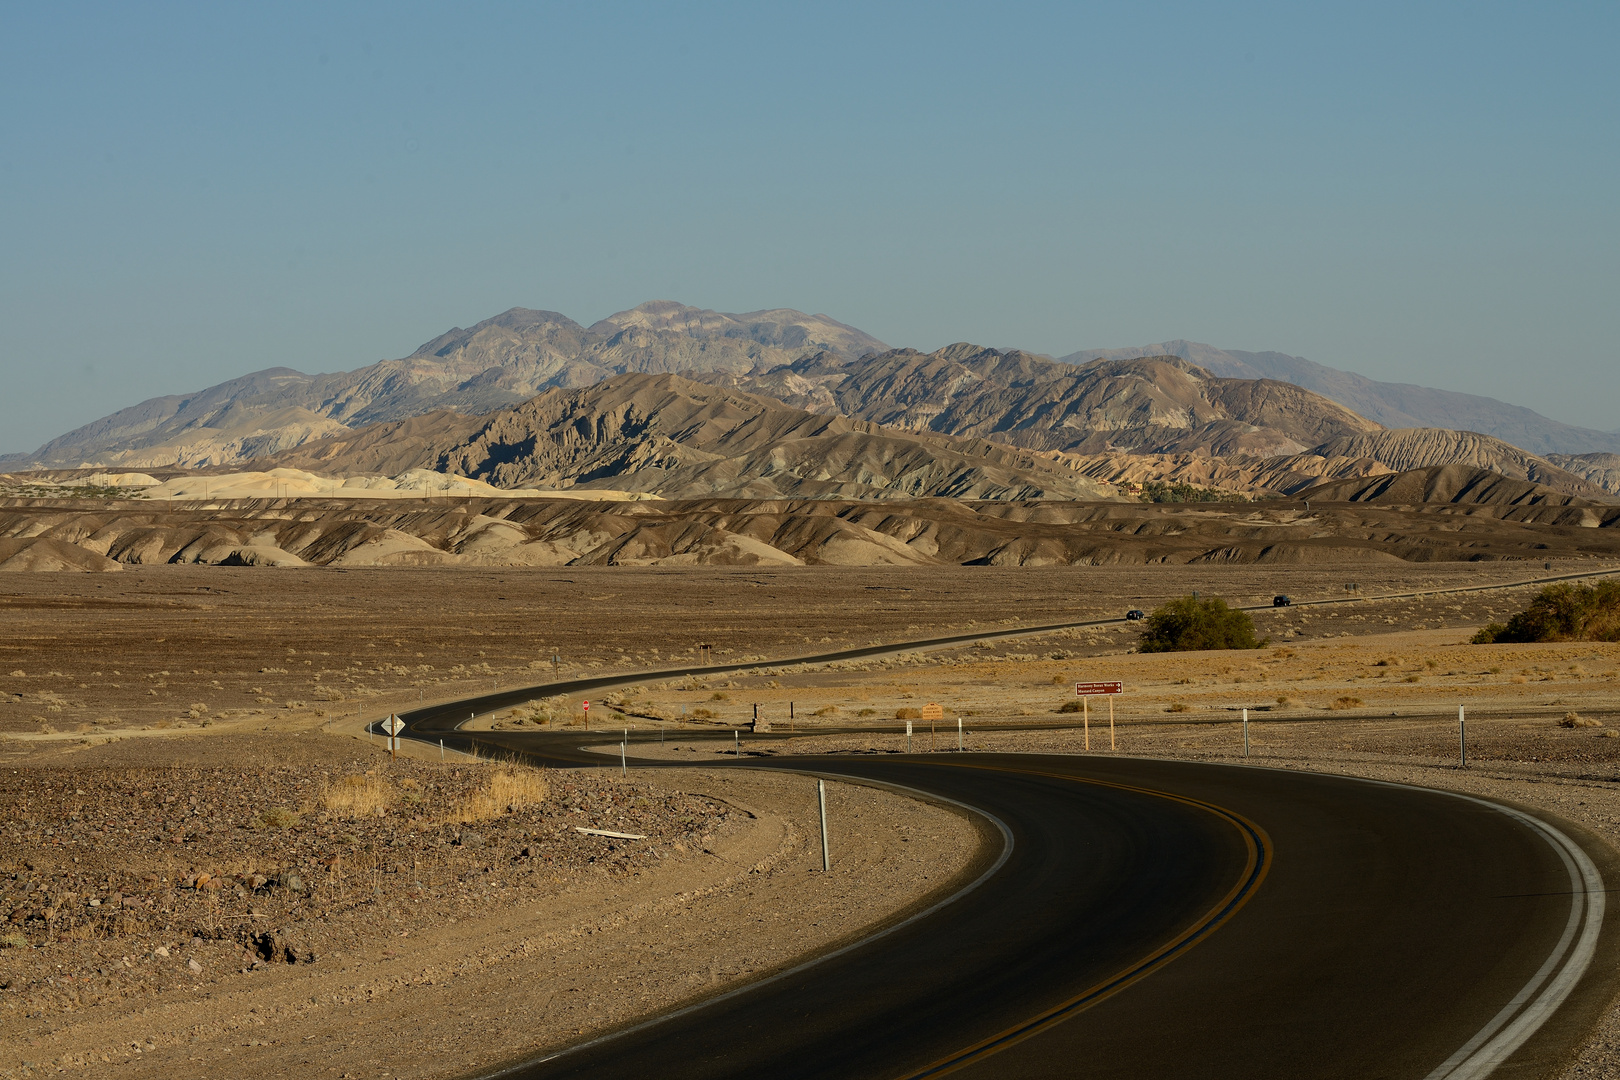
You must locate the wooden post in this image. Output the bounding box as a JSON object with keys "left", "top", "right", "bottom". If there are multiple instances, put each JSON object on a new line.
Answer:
{"left": 1109, "top": 695, "right": 1115, "bottom": 751}
{"left": 1083, "top": 697, "right": 1089, "bottom": 751}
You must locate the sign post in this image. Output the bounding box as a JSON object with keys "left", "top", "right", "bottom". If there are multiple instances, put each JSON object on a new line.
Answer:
{"left": 382, "top": 714, "right": 404, "bottom": 760}
{"left": 922, "top": 703, "right": 943, "bottom": 752}
{"left": 1074, "top": 682, "right": 1124, "bottom": 752}
{"left": 582, "top": 700, "right": 590, "bottom": 731}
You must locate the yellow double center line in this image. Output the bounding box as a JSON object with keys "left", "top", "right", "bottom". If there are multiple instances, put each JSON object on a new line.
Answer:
{"left": 899, "top": 763, "right": 1273, "bottom": 1079}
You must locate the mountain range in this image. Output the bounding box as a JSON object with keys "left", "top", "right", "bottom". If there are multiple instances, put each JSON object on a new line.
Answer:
{"left": 1062, "top": 341, "right": 1620, "bottom": 456}
{"left": 5, "top": 301, "right": 1617, "bottom": 500}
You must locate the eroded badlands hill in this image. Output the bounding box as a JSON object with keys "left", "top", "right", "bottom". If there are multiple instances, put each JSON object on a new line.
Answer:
{"left": 264, "top": 373, "right": 1120, "bottom": 502}
{"left": 18, "top": 304, "right": 887, "bottom": 469}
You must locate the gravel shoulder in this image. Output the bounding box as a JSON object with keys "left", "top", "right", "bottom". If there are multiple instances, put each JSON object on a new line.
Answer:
{"left": 0, "top": 730, "right": 983, "bottom": 1079}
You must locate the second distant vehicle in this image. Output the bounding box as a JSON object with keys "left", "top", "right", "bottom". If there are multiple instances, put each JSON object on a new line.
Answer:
{"left": 1125, "top": 609, "right": 1146, "bottom": 621}
{"left": 1273, "top": 595, "right": 1293, "bottom": 607}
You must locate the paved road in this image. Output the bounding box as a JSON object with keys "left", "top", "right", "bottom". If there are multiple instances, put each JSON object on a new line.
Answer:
{"left": 400, "top": 713, "right": 1616, "bottom": 1079}
{"left": 381, "top": 568, "right": 1620, "bottom": 1079}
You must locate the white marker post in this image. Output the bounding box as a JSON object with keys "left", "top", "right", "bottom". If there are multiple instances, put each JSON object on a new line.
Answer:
{"left": 735, "top": 730, "right": 740, "bottom": 758}
{"left": 1460, "top": 705, "right": 1467, "bottom": 768}
{"left": 906, "top": 720, "right": 913, "bottom": 753}
{"left": 1243, "top": 708, "right": 1249, "bottom": 758}
{"left": 958, "top": 717, "right": 963, "bottom": 752}
{"left": 818, "top": 779, "right": 830, "bottom": 872}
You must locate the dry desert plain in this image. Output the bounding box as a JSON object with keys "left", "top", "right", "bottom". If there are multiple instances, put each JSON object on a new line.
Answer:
{"left": 6, "top": 561, "right": 1620, "bottom": 1078}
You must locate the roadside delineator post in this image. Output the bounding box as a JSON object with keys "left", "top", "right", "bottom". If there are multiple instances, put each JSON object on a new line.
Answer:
{"left": 1243, "top": 708, "right": 1250, "bottom": 758}
{"left": 958, "top": 717, "right": 963, "bottom": 752}
{"left": 1460, "top": 706, "right": 1467, "bottom": 768}
{"left": 818, "top": 779, "right": 830, "bottom": 872}
{"left": 906, "top": 720, "right": 913, "bottom": 753}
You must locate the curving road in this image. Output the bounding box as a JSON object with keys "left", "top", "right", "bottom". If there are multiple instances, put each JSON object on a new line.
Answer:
{"left": 392, "top": 715, "right": 1618, "bottom": 1079}
{"left": 383, "top": 569, "right": 1620, "bottom": 1079}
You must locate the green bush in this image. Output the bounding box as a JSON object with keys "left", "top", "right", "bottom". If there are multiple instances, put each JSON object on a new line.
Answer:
{"left": 1138, "top": 481, "right": 1248, "bottom": 504}
{"left": 1139, "top": 595, "right": 1264, "bottom": 653}
{"left": 1473, "top": 581, "right": 1620, "bottom": 644}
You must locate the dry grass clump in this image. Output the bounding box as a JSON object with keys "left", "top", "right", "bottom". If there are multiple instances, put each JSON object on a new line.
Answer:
{"left": 445, "top": 767, "right": 550, "bottom": 824}
{"left": 1275, "top": 696, "right": 1302, "bottom": 708}
{"left": 1329, "top": 696, "right": 1364, "bottom": 711}
{"left": 1560, "top": 711, "right": 1603, "bottom": 728}
{"left": 1058, "top": 700, "right": 1083, "bottom": 713}
{"left": 1166, "top": 701, "right": 1189, "bottom": 713}
{"left": 690, "top": 707, "right": 716, "bottom": 719}
{"left": 0, "top": 930, "right": 29, "bottom": 949}
{"left": 321, "top": 773, "right": 393, "bottom": 818}
{"left": 895, "top": 707, "right": 923, "bottom": 719}
{"left": 813, "top": 705, "right": 839, "bottom": 716}
{"left": 253, "top": 806, "right": 301, "bottom": 830}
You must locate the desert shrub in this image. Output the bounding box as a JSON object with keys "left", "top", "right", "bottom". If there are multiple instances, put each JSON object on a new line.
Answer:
{"left": 1138, "top": 481, "right": 1248, "bottom": 504}
{"left": 253, "top": 806, "right": 301, "bottom": 829}
{"left": 321, "top": 774, "right": 392, "bottom": 818}
{"left": 1166, "top": 701, "right": 1189, "bottom": 713}
{"left": 1139, "top": 596, "right": 1264, "bottom": 653}
{"left": 1058, "top": 700, "right": 1083, "bottom": 713}
{"left": 446, "top": 767, "right": 550, "bottom": 824}
{"left": 1329, "top": 696, "right": 1363, "bottom": 710}
{"left": 1473, "top": 581, "right": 1620, "bottom": 644}
{"left": 0, "top": 930, "right": 28, "bottom": 949}
{"left": 690, "top": 707, "right": 716, "bottom": 719}
{"left": 1561, "top": 711, "right": 1602, "bottom": 728}
{"left": 895, "top": 707, "right": 922, "bottom": 720}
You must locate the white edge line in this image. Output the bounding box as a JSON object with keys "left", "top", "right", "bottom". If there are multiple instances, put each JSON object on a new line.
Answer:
{"left": 473, "top": 774, "right": 1016, "bottom": 1080}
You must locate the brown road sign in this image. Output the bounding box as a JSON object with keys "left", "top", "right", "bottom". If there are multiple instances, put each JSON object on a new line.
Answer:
{"left": 920, "top": 703, "right": 944, "bottom": 721}
{"left": 1075, "top": 682, "right": 1124, "bottom": 696}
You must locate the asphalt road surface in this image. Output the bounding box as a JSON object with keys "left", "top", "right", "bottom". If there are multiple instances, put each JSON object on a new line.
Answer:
{"left": 385, "top": 577, "right": 1620, "bottom": 1079}
{"left": 394, "top": 705, "right": 1618, "bottom": 1079}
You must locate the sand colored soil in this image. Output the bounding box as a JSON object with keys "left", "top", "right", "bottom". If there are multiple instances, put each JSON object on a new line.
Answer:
{"left": 0, "top": 729, "right": 982, "bottom": 1079}
{"left": 8, "top": 564, "right": 1620, "bottom": 1077}
{"left": 0, "top": 562, "right": 1599, "bottom": 746}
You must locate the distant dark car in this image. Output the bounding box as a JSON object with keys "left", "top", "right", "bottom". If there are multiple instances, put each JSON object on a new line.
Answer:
{"left": 1273, "top": 595, "right": 1292, "bottom": 607}
{"left": 1125, "top": 609, "right": 1146, "bottom": 621}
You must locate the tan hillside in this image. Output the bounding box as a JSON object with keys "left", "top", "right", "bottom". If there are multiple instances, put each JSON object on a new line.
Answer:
{"left": 1294, "top": 464, "right": 1595, "bottom": 508}
{"left": 3, "top": 488, "right": 1617, "bottom": 570}
{"left": 20, "top": 303, "right": 889, "bottom": 468}
{"left": 1308, "top": 429, "right": 1604, "bottom": 498}
{"left": 266, "top": 373, "right": 1121, "bottom": 502}
{"left": 705, "top": 346, "right": 1381, "bottom": 458}
{"left": 1548, "top": 453, "right": 1620, "bottom": 495}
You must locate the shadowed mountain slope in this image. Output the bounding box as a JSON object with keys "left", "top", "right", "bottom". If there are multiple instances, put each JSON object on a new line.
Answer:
{"left": 264, "top": 373, "right": 1121, "bottom": 502}
{"left": 1295, "top": 464, "right": 1595, "bottom": 508}
{"left": 1062, "top": 340, "right": 1620, "bottom": 456}
{"left": 701, "top": 345, "right": 1380, "bottom": 458}
{"left": 1306, "top": 429, "right": 1605, "bottom": 497}
{"left": 15, "top": 303, "right": 888, "bottom": 469}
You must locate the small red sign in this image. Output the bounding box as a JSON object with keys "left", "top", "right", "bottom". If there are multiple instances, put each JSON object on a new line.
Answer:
{"left": 582, "top": 700, "right": 590, "bottom": 712}
{"left": 1075, "top": 682, "right": 1124, "bottom": 696}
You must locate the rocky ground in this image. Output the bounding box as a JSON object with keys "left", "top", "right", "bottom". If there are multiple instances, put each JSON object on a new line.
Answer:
{"left": 0, "top": 728, "right": 982, "bottom": 1079}
{"left": 7, "top": 564, "right": 1620, "bottom": 1078}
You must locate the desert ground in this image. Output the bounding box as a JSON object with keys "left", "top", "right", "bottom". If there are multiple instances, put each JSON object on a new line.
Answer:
{"left": 4, "top": 562, "right": 1620, "bottom": 1078}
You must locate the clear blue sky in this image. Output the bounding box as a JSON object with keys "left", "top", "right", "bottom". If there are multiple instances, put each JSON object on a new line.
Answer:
{"left": 2, "top": 1, "right": 1616, "bottom": 451}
